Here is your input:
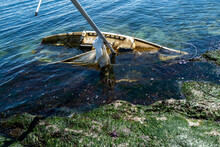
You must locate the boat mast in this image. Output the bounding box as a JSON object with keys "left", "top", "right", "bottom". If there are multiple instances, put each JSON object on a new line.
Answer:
{"left": 35, "top": 0, "right": 115, "bottom": 54}
{"left": 69, "top": 0, "right": 115, "bottom": 54}
{"left": 35, "top": 0, "right": 42, "bottom": 16}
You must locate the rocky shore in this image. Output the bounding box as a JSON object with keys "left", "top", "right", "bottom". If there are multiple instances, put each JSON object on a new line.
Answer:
{"left": 0, "top": 80, "right": 219, "bottom": 146}
{"left": 0, "top": 50, "right": 220, "bottom": 146}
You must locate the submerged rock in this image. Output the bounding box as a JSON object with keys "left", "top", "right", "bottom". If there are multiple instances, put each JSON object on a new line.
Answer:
{"left": 202, "top": 50, "right": 220, "bottom": 65}
{"left": 0, "top": 81, "right": 219, "bottom": 146}
{"left": 149, "top": 81, "right": 220, "bottom": 120}
{"left": 190, "top": 49, "right": 220, "bottom": 66}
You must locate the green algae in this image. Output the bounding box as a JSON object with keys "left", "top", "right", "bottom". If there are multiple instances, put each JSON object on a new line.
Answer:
{"left": 149, "top": 81, "right": 220, "bottom": 120}
{"left": 0, "top": 135, "right": 22, "bottom": 147}
{"left": 1, "top": 102, "right": 219, "bottom": 146}
{"left": 189, "top": 49, "right": 220, "bottom": 67}
{"left": 202, "top": 50, "right": 220, "bottom": 66}
{"left": 0, "top": 81, "right": 219, "bottom": 146}
{"left": 0, "top": 113, "right": 35, "bottom": 132}
{"left": 181, "top": 81, "right": 220, "bottom": 102}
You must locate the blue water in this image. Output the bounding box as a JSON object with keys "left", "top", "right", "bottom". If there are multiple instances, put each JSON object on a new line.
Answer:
{"left": 0, "top": 0, "right": 220, "bottom": 116}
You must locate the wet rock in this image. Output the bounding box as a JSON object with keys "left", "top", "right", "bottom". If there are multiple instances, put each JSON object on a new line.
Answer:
{"left": 186, "top": 119, "right": 201, "bottom": 127}
{"left": 148, "top": 81, "right": 220, "bottom": 120}
{"left": 46, "top": 125, "right": 60, "bottom": 136}
{"left": 0, "top": 82, "right": 219, "bottom": 146}
{"left": 64, "top": 128, "right": 83, "bottom": 134}
{"left": 182, "top": 81, "right": 220, "bottom": 102}
{"left": 10, "top": 128, "right": 23, "bottom": 138}
{"left": 205, "top": 130, "right": 220, "bottom": 136}
{"left": 156, "top": 116, "right": 167, "bottom": 121}
{"left": 202, "top": 50, "right": 220, "bottom": 65}
{"left": 188, "top": 49, "right": 220, "bottom": 66}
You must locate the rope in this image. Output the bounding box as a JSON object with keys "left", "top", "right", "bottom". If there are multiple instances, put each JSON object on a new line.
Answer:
{"left": 180, "top": 42, "right": 198, "bottom": 59}
{"left": 162, "top": 40, "right": 198, "bottom": 59}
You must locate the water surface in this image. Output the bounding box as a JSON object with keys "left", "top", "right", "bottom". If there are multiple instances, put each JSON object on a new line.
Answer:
{"left": 0, "top": 0, "right": 219, "bottom": 116}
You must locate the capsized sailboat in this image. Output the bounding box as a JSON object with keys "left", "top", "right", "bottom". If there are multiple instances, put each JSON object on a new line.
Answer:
{"left": 36, "top": 0, "right": 188, "bottom": 67}
{"left": 41, "top": 31, "right": 188, "bottom": 64}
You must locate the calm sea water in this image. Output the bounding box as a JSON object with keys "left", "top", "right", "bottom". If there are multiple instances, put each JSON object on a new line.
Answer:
{"left": 0, "top": 0, "right": 219, "bottom": 116}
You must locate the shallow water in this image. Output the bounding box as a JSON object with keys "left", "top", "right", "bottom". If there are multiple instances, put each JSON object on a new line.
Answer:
{"left": 0, "top": 0, "right": 219, "bottom": 116}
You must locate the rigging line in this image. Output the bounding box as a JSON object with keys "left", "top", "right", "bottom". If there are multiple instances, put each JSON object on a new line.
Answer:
{"left": 162, "top": 40, "right": 198, "bottom": 59}
{"left": 181, "top": 42, "right": 198, "bottom": 59}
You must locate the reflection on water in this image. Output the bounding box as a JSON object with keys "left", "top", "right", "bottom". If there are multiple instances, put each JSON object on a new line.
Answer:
{"left": 0, "top": 0, "right": 220, "bottom": 116}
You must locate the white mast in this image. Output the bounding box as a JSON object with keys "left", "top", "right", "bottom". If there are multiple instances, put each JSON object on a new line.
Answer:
{"left": 35, "top": 0, "right": 115, "bottom": 54}
{"left": 35, "top": 0, "right": 42, "bottom": 16}
{"left": 69, "top": 0, "right": 115, "bottom": 54}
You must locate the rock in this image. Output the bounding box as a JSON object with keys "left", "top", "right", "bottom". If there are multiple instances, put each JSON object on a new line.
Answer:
{"left": 125, "top": 115, "right": 146, "bottom": 124}
{"left": 148, "top": 81, "right": 220, "bottom": 120}
{"left": 186, "top": 119, "right": 201, "bottom": 127}
{"left": 182, "top": 81, "right": 220, "bottom": 102}
{"left": 10, "top": 128, "right": 23, "bottom": 138}
{"left": 156, "top": 116, "right": 167, "bottom": 121}
{"left": 205, "top": 130, "right": 220, "bottom": 136}
{"left": 0, "top": 81, "right": 219, "bottom": 146}
{"left": 46, "top": 125, "right": 60, "bottom": 135}
{"left": 202, "top": 50, "right": 220, "bottom": 65}
{"left": 188, "top": 49, "right": 220, "bottom": 67}
{"left": 64, "top": 128, "right": 83, "bottom": 134}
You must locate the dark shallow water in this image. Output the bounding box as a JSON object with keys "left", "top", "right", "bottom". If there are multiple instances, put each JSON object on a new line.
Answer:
{"left": 0, "top": 0, "right": 220, "bottom": 116}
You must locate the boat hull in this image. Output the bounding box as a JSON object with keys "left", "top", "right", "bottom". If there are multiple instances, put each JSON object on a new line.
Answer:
{"left": 41, "top": 31, "right": 188, "bottom": 65}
